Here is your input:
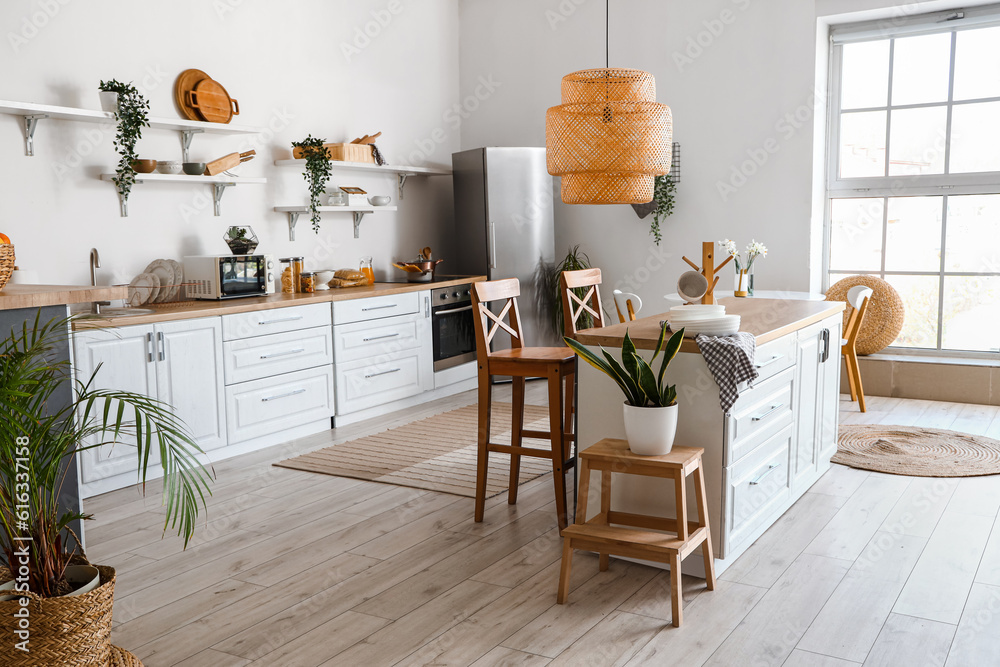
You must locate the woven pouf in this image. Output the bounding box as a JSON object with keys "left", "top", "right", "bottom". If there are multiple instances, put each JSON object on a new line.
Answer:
{"left": 834, "top": 425, "right": 1000, "bottom": 477}
{"left": 826, "top": 275, "right": 904, "bottom": 355}
{"left": 108, "top": 645, "right": 144, "bottom": 666}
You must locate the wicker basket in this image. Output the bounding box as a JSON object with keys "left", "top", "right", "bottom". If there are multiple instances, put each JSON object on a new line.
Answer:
{"left": 0, "top": 243, "right": 14, "bottom": 291}
{"left": 291, "top": 142, "right": 375, "bottom": 164}
{"left": 0, "top": 559, "right": 116, "bottom": 666}
{"left": 826, "top": 275, "right": 905, "bottom": 355}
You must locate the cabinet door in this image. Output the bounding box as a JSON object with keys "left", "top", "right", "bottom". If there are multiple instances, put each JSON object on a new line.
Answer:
{"left": 793, "top": 327, "right": 821, "bottom": 488}
{"left": 155, "top": 318, "right": 228, "bottom": 452}
{"left": 817, "top": 319, "right": 843, "bottom": 461}
{"left": 74, "top": 325, "right": 157, "bottom": 483}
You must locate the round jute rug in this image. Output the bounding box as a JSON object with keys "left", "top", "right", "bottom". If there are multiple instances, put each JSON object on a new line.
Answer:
{"left": 833, "top": 425, "right": 1000, "bottom": 477}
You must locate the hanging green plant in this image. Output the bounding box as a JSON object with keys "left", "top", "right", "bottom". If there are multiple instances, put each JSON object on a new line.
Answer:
{"left": 99, "top": 80, "right": 150, "bottom": 216}
{"left": 649, "top": 173, "right": 676, "bottom": 245}
{"left": 291, "top": 135, "right": 333, "bottom": 233}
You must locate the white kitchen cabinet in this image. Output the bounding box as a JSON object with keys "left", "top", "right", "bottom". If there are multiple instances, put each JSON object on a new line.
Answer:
{"left": 226, "top": 366, "right": 334, "bottom": 444}
{"left": 332, "top": 291, "right": 420, "bottom": 325}
{"left": 223, "top": 326, "right": 333, "bottom": 385}
{"left": 792, "top": 318, "right": 843, "bottom": 493}
{"left": 222, "top": 302, "right": 332, "bottom": 341}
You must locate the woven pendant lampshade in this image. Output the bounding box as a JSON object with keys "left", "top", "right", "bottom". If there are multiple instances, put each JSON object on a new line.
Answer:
{"left": 546, "top": 68, "right": 672, "bottom": 205}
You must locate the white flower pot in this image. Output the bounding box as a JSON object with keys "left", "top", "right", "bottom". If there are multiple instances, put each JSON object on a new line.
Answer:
{"left": 0, "top": 578, "right": 16, "bottom": 602}
{"left": 99, "top": 91, "right": 119, "bottom": 113}
{"left": 63, "top": 564, "right": 101, "bottom": 597}
{"left": 623, "top": 402, "right": 678, "bottom": 456}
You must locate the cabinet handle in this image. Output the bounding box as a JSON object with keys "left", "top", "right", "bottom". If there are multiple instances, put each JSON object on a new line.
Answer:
{"left": 363, "top": 333, "right": 400, "bottom": 342}
{"left": 434, "top": 305, "right": 473, "bottom": 316}
{"left": 755, "top": 354, "right": 782, "bottom": 369}
{"left": 751, "top": 403, "right": 783, "bottom": 422}
{"left": 820, "top": 328, "right": 831, "bottom": 363}
{"left": 425, "top": 296, "right": 430, "bottom": 318}
{"left": 489, "top": 220, "right": 497, "bottom": 270}
{"left": 361, "top": 304, "right": 397, "bottom": 312}
{"left": 146, "top": 332, "right": 154, "bottom": 362}
{"left": 365, "top": 368, "right": 401, "bottom": 379}
{"left": 258, "top": 315, "right": 303, "bottom": 325}
{"left": 261, "top": 388, "right": 306, "bottom": 402}
{"left": 749, "top": 463, "right": 780, "bottom": 486}
{"left": 259, "top": 348, "right": 305, "bottom": 359}
{"left": 157, "top": 331, "right": 165, "bottom": 361}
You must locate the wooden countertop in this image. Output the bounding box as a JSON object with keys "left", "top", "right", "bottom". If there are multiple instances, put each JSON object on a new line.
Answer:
{"left": 574, "top": 298, "right": 846, "bottom": 352}
{"left": 71, "top": 277, "right": 485, "bottom": 329}
{"left": 0, "top": 284, "right": 127, "bottom": 312}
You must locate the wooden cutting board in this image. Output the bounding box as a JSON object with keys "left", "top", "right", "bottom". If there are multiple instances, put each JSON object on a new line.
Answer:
{"left": 190, "top": 78, "right": 239, "bottom": 124}
{"left": 205, "top": 150, "right": 255, "bottom": 176}
{"left": 174, "top": 69, "right": 210, "bottom": 121}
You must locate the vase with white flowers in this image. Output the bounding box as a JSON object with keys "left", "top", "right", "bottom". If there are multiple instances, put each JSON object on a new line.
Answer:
{"left": 720, "top": 239, "right": 768, "bottom": 297}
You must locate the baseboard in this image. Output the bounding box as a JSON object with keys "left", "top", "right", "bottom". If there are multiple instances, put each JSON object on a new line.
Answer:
{"left": 841, "top": 355, "right": 1000, "bottom": 406}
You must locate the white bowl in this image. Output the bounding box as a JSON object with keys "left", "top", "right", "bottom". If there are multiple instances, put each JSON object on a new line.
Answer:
{"left": 156, "top": 161, "right": 182, "bottom": 175}
{"left": 670, "top": 304, "right": 725, "bottom": 316}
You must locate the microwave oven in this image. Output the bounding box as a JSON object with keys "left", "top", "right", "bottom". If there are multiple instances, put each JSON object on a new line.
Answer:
{"left": 183, "top": 254, "right": 276, "bottom": 300}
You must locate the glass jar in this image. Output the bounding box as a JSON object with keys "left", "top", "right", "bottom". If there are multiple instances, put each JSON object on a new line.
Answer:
{"left": 300, "top": 271, "right": 315, "bottom": 293}
{"left": 279, "top": 256, "right": 303, "bottom": 293}
{"left": 359, "top": 256, "right": 374, "bottom": 283}
{"left": 327, "top": 190, "right": 347, "bottom": 206}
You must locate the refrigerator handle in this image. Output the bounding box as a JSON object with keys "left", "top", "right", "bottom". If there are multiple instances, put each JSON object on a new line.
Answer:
{"left": 489, "top": 220, "right": 497, "bottom": 270}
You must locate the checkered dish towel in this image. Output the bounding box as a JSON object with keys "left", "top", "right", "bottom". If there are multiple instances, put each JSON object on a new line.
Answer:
{"left": 695, "top": 332, "right": 759, "bottom": 413}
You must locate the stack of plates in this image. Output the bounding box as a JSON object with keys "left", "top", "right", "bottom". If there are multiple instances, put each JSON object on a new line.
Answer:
{"left": 127, "top": 259, "right": 183, "bottom": 306}
{"left": 667, "top": 305, "right": 741, "bottom": 337}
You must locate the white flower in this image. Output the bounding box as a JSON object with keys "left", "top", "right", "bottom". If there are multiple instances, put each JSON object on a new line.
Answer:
{"left": 746, "top": 240, "right": 768, "bottom": 259}
{"left": 719, "top": 239, "right": 738, "bottom": 257}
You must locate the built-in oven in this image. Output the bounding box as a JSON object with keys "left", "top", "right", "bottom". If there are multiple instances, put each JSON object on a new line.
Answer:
{"left": 432, "top": 283, "right": 477, "bottom": 371}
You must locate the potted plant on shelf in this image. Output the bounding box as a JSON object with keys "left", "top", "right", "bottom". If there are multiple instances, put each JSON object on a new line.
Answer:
{"left": 98, "top": 80, "right": 150, "bottom": 217}
{"left": 0, "top": 314, "right": 212, "bottom": 663}
{"left": 291, "top": 135, "right": 333, "bottom": 234}
{"left": 564, "top": 323, "right": 685, "bottom": 455}
{"left": 224, "top": 226, "right": 258, "bottom": 255}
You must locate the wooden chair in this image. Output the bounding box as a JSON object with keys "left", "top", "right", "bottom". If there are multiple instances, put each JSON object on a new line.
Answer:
{"left": 560, "top": 268, "right": 606, "bottom": 337}
{"left": 842, "top": 285, "right": 873, "bottom": 412}
{"left": 472, "top": 278, "right": 577, "bottom": 529}
{"left": 612, "top": 289, "right": 642, "bottom": 323}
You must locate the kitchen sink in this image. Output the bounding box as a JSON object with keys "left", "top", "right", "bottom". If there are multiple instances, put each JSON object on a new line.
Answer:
{"left": 97, "top": 307, "right": 156, "bottom": 317}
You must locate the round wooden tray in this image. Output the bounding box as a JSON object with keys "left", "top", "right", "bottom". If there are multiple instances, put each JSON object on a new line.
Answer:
{"left": 190, "top": 78, "right": 238, "bottom": 124}
{"left": 174, "top": 68, "right": 210, "bottom": 121}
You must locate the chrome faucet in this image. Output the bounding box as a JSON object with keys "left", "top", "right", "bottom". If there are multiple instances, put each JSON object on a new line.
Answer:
{"left": 90, "top": 248, "right": 109, "bottom": 315}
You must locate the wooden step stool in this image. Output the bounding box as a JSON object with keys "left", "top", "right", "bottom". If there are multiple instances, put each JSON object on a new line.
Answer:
{"left": 556, "top": 438, "right": 716, "bottom": 627}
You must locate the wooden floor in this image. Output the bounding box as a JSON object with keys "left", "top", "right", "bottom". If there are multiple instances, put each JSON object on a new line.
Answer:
{"left": 86, "top": 385, "right": 1000, "bottom": 667}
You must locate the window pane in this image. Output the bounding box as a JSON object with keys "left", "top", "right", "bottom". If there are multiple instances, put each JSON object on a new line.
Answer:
{"left": 885, "top": 274, "right": 939, "bottom": 348}
{"left": 945, "top": 195, "right": 1000, "bottom": 272}
{"left": 840, "top": 111, "right": 886, "bottom": 177}
{"left": 885, "top": 196, "right": 942, "bottom": 272}
{"left": 954, "top": 26, "right": 1000, "bottom": 101}
{"left": 891, "top": 33, "right": 952, "bottom": 105}
{"left": 830, "top": 198, "right": 884, "bottom": 271}
{"left": 950, "top": 101, "right": 1000, "bottom": 173}
{"left": 942, "top": 276, "right": 1000, "bottom": 351}
{"left": 842, "top": 40, "right": 890, "bottom": 109}
{"left": 888, "top": 106, "right": 947, "bottom": 175}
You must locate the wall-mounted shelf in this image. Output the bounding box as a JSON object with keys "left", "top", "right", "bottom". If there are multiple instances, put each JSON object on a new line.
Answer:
{"left": 273, "top": 158, "right": 451, "bottom": 199}
{"left": 102, "top": 173, "right": 266, "bottom": 217}
{"left": 274, "top": 205, "right": 398, "bottom": 241}
{"left": 0, "top": 99, "right": 263, "bottom": 158}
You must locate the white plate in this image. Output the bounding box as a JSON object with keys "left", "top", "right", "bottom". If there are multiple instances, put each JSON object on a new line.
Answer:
{"left": 165, "top": 259, "right": 183, "bottom": 300}
{"left": 144, "top": 260, "right": 175, "bottom": 303}
{"left": 667, "top": 305, "right": 726, "bottom": 322}
{"left": 669, "top": 304, "right": 725, "bottom": 315}
{"left": 128, "top": 273, "right": 159, "bottom": 306}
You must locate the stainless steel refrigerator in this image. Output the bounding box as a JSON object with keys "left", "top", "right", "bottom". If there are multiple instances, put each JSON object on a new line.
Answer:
{"left": 452, "top": 147, "right": 559, "bottom": 349}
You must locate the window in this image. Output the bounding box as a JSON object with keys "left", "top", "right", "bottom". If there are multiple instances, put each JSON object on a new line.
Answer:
{"left": 826, "top": 10, "right": 1000, "bottom": 355}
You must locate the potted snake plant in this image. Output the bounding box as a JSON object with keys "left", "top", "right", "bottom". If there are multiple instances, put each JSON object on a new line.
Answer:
{"left": 565, "top": 323, "right": 685, "bottom": 455}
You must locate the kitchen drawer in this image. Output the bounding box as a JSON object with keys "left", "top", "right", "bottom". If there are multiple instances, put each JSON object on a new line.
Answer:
{"left": 333, "top": 312, "right": 424, "bottom": 363}
{"left": 725, "top": 367, "right": 794, "bottom": 463}
{"left": 750, "top": 334, "right": 796, "bottom": 385}
{"left": 226, "top": 366, "right": 334, "bottom": 444}
{"left": 223, "top": 326, "right": 333, "bottom": 385}
{"left": 334, "top": 348, "right": 430, "bottom": 415}
{"left": 724, "top": 423, "right": 793, "bottom": 551}
{"left": 222, "top": 303, "right": 332, "bottom": 341}
{"left": 333, "top": 291, "right": 421, "bottom": 325}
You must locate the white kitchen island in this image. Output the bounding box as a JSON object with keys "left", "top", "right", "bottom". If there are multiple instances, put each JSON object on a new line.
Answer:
{"left": 573, "top": 297, "right": 846, "bottom": 576}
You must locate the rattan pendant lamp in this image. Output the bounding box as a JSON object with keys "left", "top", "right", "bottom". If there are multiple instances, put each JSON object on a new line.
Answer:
{"left": 546, "top": 1, "right": 672, "bottom": 205}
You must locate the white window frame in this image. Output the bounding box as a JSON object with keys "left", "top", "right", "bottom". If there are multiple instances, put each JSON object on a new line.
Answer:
{"left": 824, "top": 5, "right": 1000, "bottom": 359}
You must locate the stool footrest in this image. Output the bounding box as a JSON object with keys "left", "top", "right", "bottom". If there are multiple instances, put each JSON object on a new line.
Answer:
{"left": 563, "top": 523, "right": 708, "bottom": 559}
{"left": 591, "top": 512, "right": 701, "bottom": 537}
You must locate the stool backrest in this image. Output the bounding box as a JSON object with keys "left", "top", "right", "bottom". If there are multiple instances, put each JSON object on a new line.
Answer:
{"left": 612, "top": 290, "right": 642, "bottom": 323}
{"left": 560, "top": 268, "right": 605, "bottom": 337}
{"left": 844, "top": 285, "right": 873, "bottom": 348}
{"left": 472, "top": 278, "right": 525, "bottom": 363}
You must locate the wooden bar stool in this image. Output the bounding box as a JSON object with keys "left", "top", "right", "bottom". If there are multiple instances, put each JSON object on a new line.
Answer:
{"left": 472, "top": 278, "right": 577, "bottom": 530}
{"left": 560, "top": 268, "right": 606, "bottom": 337}
{"left": 842, "top": 285, "right": 873, "bottom": 412}
{"left": 557, "top": 438, "right": 716, "bottom": 627}
{"left": 612, "top": 289, "right": 642, "bottom": 323}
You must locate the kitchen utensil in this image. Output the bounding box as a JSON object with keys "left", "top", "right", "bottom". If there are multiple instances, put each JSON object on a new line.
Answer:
{"left": 205, "top": 150, "right": 255, "bottom": 176}
{"left": 131, "top": 159, "right": 157, "bottom": 173}
{"left": 677, "top": 270, "right": 709, "bottom": 303}
{"left": 128, "top": 272, "right": 159, "bottom": 306}
{"left": 187, "top": 77, "right": 239, "bottom": 124}
{"left": 667, "top": 304, "right": 726, "bottom": 321}
{"left": 421, "top": 247, "right": 432, "bottom": 260}
{"left": 315, "top": 269, "right": 335, "bottom": 290}
{"left": 394, "top": 258, "right": 444, "bottom": 282}
{"left": 156, "top": 161, "right": 182, "bottom": 175}
{"left": 368, "top": 195, "right": 391, "bottom": 206}
{"left": 144, "top": 259, "right": 177, "bottom": 302}
{"left": 182, "top": 162, "right": 206, "bottom": 175}
{"left": 174, "top": 68, "right": 211, "bottom": 121}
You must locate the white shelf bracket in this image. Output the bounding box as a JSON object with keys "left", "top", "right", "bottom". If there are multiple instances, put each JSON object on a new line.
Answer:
{"left": 213, "top": 183, "right": 234, "bottom": 216}
{"left": 22, "top": 114, "right": 48, "bottom": 156}
{"left": 397, "top": 173, "right": 410, "bottom": 200}
{"left": 352, "top": 211, "right": 367, "bottom": 238}
{"left": 180, "top": 129, "right": 204, "bottom": 162}
{"left": 286, "top": 211, "right": 300, "bottom": 241}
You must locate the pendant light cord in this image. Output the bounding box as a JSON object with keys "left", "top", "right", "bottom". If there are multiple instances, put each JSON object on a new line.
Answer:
{"left": 606, "top": 0, "right": 610, "bottom": 69}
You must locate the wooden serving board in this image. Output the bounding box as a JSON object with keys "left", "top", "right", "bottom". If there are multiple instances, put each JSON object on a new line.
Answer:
{"left": 174, "top": 68, "right": 210, "bottom": 121}
{"left": 190, "top": 78, "right": 239, "bottom": 124}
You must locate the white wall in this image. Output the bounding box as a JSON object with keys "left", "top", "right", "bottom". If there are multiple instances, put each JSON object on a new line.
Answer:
{"left": 0, "top": 0, "right": 460, "bottom": 289}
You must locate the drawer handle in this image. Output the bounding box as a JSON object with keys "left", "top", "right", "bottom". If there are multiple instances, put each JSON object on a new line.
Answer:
{"left": 362, "top": 333, "right": 400, "bottom": 342}
{"left": 749, "top": 463, "right": 780, "bottom": 486}
{"left": 146, "top": 332, "right": 154, "bottom": 363}
{"left": 434, "top": 305, "right": 473, "bottom": 316}
{"left": 258, "top": 315, "right": 304, "bottom": 325}
{"left": 259, "top": 348, "right": 305, "bottom": 359}
{"left": 755, "top": 354, "right": 783, "bottom": 369}
{"left": 261, "top": 388, "right": 306, "bottom": 402}
{"left": 157, "top": 331, "right": 165, "bottom": 362}
{"left": 365, "top": 368, "right": 401, "bottom": 379}
{"left": 751, "top": 403, "right": 784, "bottom": 422}
{"left": 361, "top": 304, "right": 398, "bottom": 311}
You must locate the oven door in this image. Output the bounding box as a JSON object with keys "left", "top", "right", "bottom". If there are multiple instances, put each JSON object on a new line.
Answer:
{"left": 218, "top": 256, "right": 267, "bottom": 298}
{"left": 432, "top": 302, "right": 477, "bottom": 371}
